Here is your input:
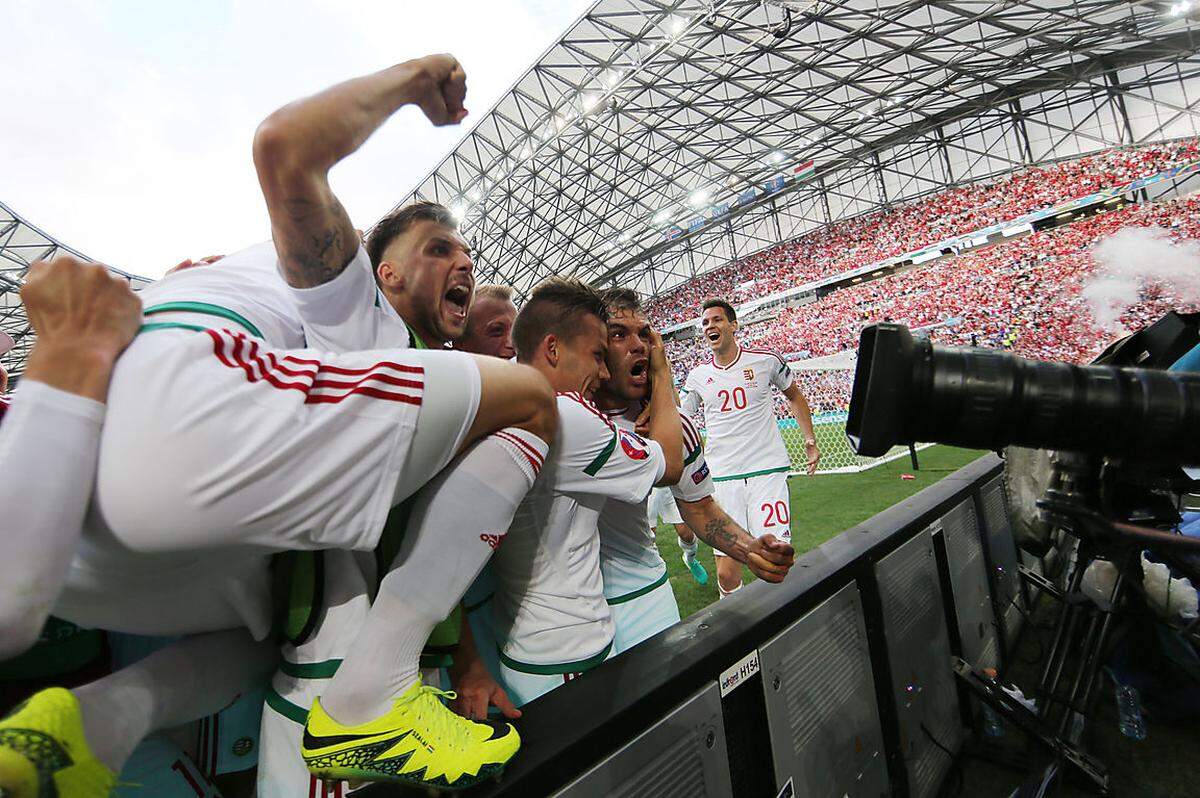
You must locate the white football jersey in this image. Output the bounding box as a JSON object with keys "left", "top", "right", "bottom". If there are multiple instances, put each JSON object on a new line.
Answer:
{"left": 490, "top": 392, "right": 666, "bottom": 666}
{"left": 681, "top": 347, "right": 795, "bottom": 479}
{"left": 138, "top": 241, "right": 409, "bottom": 351}
{"left": 596, "top": 404, "right": 714, "bottom": 600}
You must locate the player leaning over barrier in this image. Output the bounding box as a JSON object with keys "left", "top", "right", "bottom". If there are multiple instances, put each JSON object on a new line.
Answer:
{"left": 592, "top": 289, "right": 796, "bottom": 653}
{"left": 0, "top": 54, "right": 556, "bottom": 794}
{"left": 682, "top": 299, "right": 819, "bottom": 599}
{"left": 260, "top": 219, "right": 523, "bottom": 797}
{"left": 479, "top": 278, "right": 683, "bottom": 707}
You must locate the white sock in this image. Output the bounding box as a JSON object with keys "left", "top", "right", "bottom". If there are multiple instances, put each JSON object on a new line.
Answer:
{"left": 679, "top": 535, "right": 699, "bottom": 560}
{"left": 320, "top": 428, "right": 546, "bottom": 725}
{"left": 72, "top": 629, "right": 277, "bottom": 773}
{"left": 717, "top": 580, "right": 743, "bottom": 600}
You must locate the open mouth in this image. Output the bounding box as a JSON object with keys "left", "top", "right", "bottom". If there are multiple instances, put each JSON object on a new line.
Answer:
{"left": 630, "top": 359, "right": 649, "bottom": 384}
{"left": 444, "top": 284, "right": 471, "bottom": 322}
{"left": 707, "top": 330, "right": 721, "bottom": 343}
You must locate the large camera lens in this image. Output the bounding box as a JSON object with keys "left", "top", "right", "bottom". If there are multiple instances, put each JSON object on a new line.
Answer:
{"left": 846, "top": 323, "right": 1200, "bottom": 461}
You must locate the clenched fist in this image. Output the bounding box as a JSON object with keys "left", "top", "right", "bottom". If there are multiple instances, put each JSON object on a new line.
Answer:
{"left": 408, "top": 54, "right": 468, "bottom": 126}
{"left": 20, "top": 255, "right": 142, "bottom": 402}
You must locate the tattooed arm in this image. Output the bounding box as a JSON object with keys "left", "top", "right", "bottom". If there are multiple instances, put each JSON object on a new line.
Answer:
{"left": 677, "top": 496, "right": 796, "bottom": 583}
{"left": 252, "top": 54, "right": 468, "bottom": 288}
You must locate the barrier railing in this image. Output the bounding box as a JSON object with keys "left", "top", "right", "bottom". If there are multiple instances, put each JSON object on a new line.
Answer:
{"left": 366, "top": 453, "right": 1017, "bottom": 797}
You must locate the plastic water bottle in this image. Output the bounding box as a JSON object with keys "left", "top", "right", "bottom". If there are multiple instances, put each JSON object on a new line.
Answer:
{"left": 1114, "top": 684, "right": 1147, "bottom": 741}
{"left": 981, "top": 703, "right": 1005, "bottom": 738}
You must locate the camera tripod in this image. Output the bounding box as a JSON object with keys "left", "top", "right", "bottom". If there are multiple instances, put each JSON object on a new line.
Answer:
{"left": 954, "top": 452, "right": 1200, "bottom": 797}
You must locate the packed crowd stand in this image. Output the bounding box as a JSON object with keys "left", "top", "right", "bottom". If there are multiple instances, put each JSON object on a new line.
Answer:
{"left": 668, "top": 193, "right": 1200, "bottom": 418}
{"left": 649, "top": 139, "right": 1200, "bottom": 327}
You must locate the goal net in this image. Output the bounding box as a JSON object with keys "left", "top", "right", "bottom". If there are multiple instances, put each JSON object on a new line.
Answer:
{"left": 779, "top": 351, "right": 928, "bottom": 475}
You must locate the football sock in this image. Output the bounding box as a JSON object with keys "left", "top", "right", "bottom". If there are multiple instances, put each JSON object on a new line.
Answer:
{"left": 72, "top": 629, "right": 277, "bottom": 773}
{"left": 679, "top": 535, "right": 699, "bottom": 561}
{"left": 320, "top": 428, "right": 547, "bottom": 726}
{"left": 717, "top": 580, "right": 743, "bottom": 600}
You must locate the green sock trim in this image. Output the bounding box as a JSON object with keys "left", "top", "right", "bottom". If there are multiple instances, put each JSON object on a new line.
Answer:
{"left": 265, "top": 685, "right": 309, "bottom": 725}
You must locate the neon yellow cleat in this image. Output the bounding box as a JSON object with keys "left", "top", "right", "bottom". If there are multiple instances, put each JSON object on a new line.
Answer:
{"left": 302, "top": 679, "right": 519, "bottom": 792}
{"left": 0, "top": 687, "right": 116, "bottom": 798}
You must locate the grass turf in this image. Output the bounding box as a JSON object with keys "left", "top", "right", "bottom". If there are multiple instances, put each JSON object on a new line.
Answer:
{"left": 657, "top": 444, "right": 988, "bottom": 619}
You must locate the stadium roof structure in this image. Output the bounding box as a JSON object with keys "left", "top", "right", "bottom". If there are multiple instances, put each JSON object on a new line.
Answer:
{"left": 4, "top": 0, "right": 1200, "bottom": 381}
{"left": 390, "top": 0, "right": 1200, "bottom": 300}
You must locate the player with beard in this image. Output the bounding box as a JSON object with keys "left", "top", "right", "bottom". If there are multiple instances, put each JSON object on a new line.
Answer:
{"left": 258, "top": 213, "right": 520, "bottom": 798}
{"left": 485, "top": 278, "right": 683, "bottom": 706}
{"left": 593, "top": 289, "right": 796, "bottom": 652}
{"left": 682, "top": 299, "right": 819, "bottom": 599}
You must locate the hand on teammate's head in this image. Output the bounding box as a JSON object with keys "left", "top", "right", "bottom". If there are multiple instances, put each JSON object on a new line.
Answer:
{"left": 410, "top": 54, "right": 468, "bottom": 126}
{"left": 21, "top": 255, "right": 142, "bottom": 360}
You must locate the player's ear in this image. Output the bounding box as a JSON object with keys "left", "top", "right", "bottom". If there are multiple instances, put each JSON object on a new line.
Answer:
{"left": 377, "top": 260, "right": 405, "bottom": 291}
{"left": 544, "top": 334, "right": 559, "bottom": 368}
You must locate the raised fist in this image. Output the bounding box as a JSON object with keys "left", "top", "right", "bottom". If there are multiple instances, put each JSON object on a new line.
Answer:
{"left": 409, "top": 54, "right": 468, "bottom": 126}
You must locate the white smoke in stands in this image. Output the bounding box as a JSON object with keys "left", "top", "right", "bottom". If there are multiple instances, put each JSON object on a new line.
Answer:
{"left": 1083, "top": 226, "right": 1200, "bottom": 329}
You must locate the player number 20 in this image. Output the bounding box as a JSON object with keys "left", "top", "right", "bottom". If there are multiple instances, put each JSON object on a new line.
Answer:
{"left": 762, "top": 501, "right": 790, "bottom": 527}
{"left": 718, "top": 387, "right": 747, "bottom": 411}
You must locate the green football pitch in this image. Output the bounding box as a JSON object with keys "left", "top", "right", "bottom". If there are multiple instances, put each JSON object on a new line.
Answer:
{"left": 657, "top": 444, "right": 988, "bottom": 619}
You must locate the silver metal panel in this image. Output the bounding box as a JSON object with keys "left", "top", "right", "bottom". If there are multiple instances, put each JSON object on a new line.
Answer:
{"left": 937, "top": 500, "right": 1000, "bottom": 671}
{"left": 759, "top": 582, "right": 890, "bottom": 798}
{"left": 980, "top": 476, "right": 1025, "bottom": 645}
{"left": 553, "top": 682, "right": 731, "bottom": 798}
{"left": 875, "top": 529, "right": 963, "bottom": 798}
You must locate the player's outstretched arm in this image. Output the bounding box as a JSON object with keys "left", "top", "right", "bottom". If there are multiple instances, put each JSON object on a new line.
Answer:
{"left": 253, "top": 54, "right": 468, "bottom": 289}
{"left": 0, "top": 257, "right": 140, "bottom": 658}
{"left": 645, "top": 329, "right": 683, "bottom": 486}
{"left": 782, "top": 383, "right": 820, "bottom": 475}
{"left": 676, "top": 496, "right": 795, "bottom": 583}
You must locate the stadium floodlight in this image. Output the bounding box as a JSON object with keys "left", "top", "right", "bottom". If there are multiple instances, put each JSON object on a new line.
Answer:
{"left": 666, "top": 13, "right": 689, "bottom": 39}
{"left": 582, "top": 91, "right": 604, "bottom": 113}
{"left": 688, "top": 188, "right": 711, "bottom": 208}
{"left": 653, "top": 208, "right": 675, "bottom": 225}
{"left": 519, "top": 142, "right": 533, "bottom": 159}
{"left": 619, "top": 231, "right": 632, "bottom": 244}
{"left": 468, "top": 187, "right": 482, "bottom": 202}
{"left": 769, "top": 150, "right": 785, "bottom": 165}
{"left": 450, "top": 202, "right": 468, "bottom": 222}
{"left": 1170, "top": 1, "right": 1191, "bottom": 16}
{"left": 600, "top": 68, "right": 624, "bottom": 90}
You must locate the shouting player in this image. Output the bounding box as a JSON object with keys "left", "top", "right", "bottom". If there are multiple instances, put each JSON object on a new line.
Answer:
{"left": 593, "top": 289, "right": 796, "bottom": 652}
{"left": 484, "top": 278, "right": 683, "bottom": 706}
{"left": 0, "top": 54, "right": 555, "bottom": 794}
{"left": 681, "top": 299, "right": 819, "bottom": 599}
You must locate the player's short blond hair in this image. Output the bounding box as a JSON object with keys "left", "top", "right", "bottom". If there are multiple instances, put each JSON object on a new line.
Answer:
{"left": 474, "top": 284, "right": 514, "bottom": 303}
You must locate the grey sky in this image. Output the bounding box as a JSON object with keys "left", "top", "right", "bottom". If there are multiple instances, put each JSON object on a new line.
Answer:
{"left": 1, "top": 0, "right": 589, "bottom": 278}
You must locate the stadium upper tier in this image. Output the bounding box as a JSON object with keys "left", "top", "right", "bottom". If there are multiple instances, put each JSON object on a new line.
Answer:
{"left": 648, "top": 140, "right": 1200, "bottom": 327}
{"left": 666, "top": 192, "right": 1200, "bottom": 393}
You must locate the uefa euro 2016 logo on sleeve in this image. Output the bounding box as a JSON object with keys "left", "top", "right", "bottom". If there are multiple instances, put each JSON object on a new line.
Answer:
{"left": 618, "top": 429, "right": 650, "bottom": 460}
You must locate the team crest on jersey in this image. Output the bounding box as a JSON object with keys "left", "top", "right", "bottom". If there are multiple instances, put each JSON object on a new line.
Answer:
{"left": 480, "top": 532, "right": 507, "bottom": 550}
{"left": 618, "top": 429, "right": 650, "bottom": 460}
{"left": 743, "top": 368, "right": 755, "bottom": 382}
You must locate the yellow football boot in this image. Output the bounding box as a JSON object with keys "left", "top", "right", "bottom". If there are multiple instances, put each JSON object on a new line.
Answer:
{"left": 0, "top": 687, "right": 115, "bottom": 798}
{"left": 302, "top": 679, "right": 519, "bottom": 791}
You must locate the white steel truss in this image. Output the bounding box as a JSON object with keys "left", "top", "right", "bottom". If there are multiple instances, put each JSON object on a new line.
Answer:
{"left": 5, "top": 0, "right": 1200, "bottom": 379}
